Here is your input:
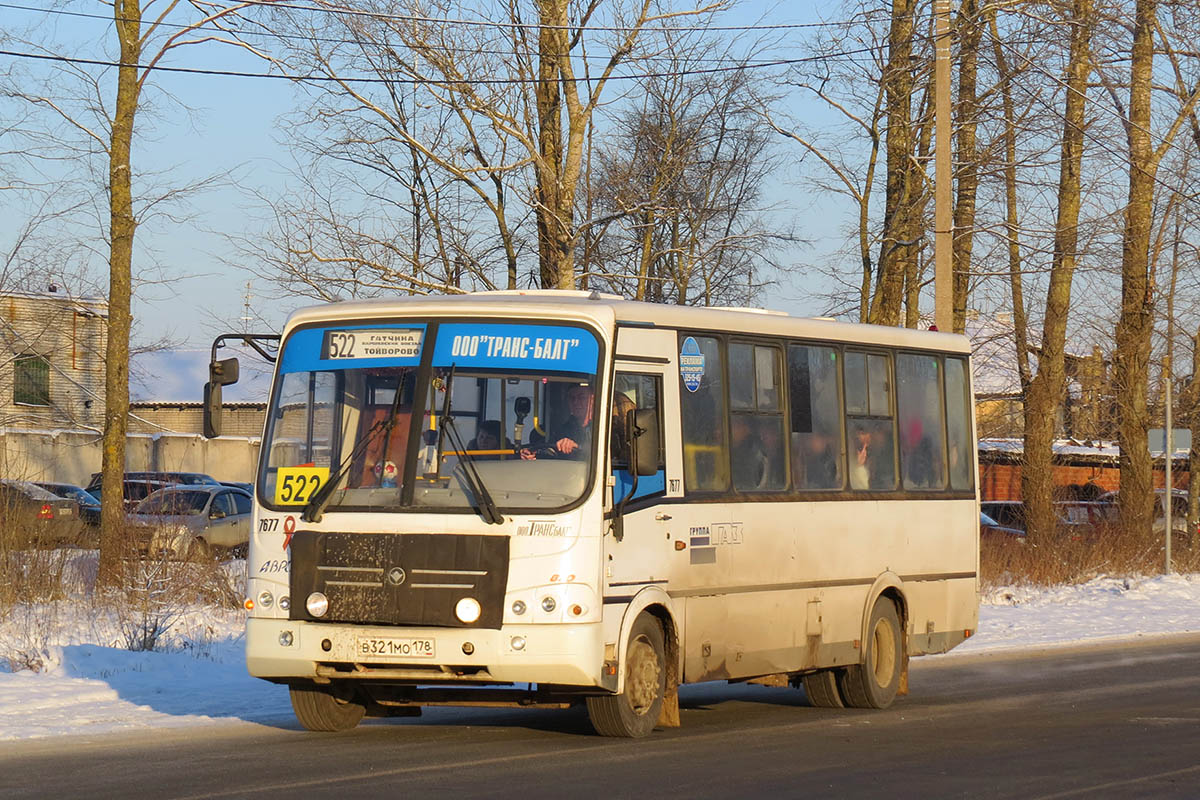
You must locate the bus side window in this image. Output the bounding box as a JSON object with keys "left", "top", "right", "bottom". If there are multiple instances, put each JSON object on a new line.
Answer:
{"left": 611, "top": 373, "right": 663, "bottom": 471}
{"left": 729, "top": 343, "right": 787, "bottom": 492}
{"left": 680, "top": 335, "right": 729, "bottom": 492}
{"left": 944, "top": 357, "right": 974, "bottom": 490}
{"left": 789, "top": 344, "right": 844, "bottom": 490}
{"left": 845, "top": 351, "right": 897, "bottom": 491}
{"left": 896, "top": 353, "right": 948, "bottom": 490}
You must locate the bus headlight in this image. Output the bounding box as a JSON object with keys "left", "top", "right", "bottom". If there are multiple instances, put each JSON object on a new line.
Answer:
{"left": 541, "top": 596, "right": 557, "bottom": 613}
{"left": 455, "top": 597, "right": 482, "bottom": 624}
{"left": 306, "top": 592, "right": 329, "bottom": 618}
{"left": 258, "top": 591, "right": 274, "bottom": 608}
{"left": 511, "top": 600, "right": 527, "bottom": 616}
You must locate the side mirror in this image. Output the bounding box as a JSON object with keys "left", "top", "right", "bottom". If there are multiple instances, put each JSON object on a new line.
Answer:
{"left": 632, "top": 408, "right": 659, "bottom": 477}
{"left": 203, "top": 357, "right": 239, "bottom": 439}
{"left": 209, "top": 507, "right": 227, "bottom": 520}
{"left": 210, "top": 357, "right": 240, "bottom": 386}
{"left": 203, "top": 382, "right": 222, "bottom": 439}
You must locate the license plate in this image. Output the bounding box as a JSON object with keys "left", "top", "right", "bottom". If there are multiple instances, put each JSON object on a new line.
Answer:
{"left": 354, "top": 637, "right": 436, "bottom": 659}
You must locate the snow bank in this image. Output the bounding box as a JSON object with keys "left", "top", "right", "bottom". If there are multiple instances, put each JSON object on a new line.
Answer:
{"left": 2, "top": 573, "right": 1199, "bottom": 741}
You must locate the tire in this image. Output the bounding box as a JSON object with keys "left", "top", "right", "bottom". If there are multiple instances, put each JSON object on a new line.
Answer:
{"left": 801, "top": 668, "right": 845, "bottom": 708}
{"left": 289, "top": 683, "right": 366, "bottom": 732}
{"left": 586, "top": 615, "right": 666, "bottom": 738}
{"left": 837, "top": 597, "right": 903, "bottom": 709}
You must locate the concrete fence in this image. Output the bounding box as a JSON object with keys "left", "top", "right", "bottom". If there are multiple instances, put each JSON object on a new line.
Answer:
{"left": 0, "top": 427, "right": 261, "bottom": 486}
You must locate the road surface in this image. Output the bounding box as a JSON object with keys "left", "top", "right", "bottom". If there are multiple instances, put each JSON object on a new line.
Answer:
{"left": 3, "top": 636, "right": 1199, "bottom": 799}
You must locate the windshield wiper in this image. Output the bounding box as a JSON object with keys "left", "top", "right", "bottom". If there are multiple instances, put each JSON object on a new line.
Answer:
{"left": 302, "top": 372, "right": 409, "bottom": 524}
{"left": 437, "top": 366, "right": 502, "bottom": 525}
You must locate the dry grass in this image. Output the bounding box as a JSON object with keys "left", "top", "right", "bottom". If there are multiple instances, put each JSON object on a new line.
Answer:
{"left": 981, "top": 523, "right": 1200, "bottom": 589}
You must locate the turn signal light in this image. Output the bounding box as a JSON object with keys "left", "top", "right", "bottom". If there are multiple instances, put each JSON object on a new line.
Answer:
{"left": 243, "top": 598, "right": 255, "bottom": 611}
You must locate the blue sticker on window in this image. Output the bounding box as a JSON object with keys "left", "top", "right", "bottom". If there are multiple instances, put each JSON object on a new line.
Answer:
{"left": 433, "top": 323, "right": 599, "bottom": 373}
{"left": 279, "top": 324, "right": 427, "bottom": 374}
{"left": 680, "top": 336, "right": 705, "bottom": 392}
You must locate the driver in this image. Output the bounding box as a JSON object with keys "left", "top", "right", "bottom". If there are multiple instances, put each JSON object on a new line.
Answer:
{"left": 521, "top": 384, "right": 593, "bottom": 459}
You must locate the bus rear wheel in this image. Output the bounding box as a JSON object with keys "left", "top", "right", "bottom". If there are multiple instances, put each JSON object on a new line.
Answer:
{"left": 801, "top": 669, "right": 845, "bottom": 708}
{"left": 289, "top": 682, "right": 366, "bottom": 732}
{"left": 586, "top": 614, "right": 665, "bottom": 738}
{"left": 837, "top": 597, "right": 903, "bottom": 709}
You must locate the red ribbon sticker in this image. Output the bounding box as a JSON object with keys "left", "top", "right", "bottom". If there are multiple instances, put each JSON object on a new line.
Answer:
{"left": 283, "top": 515, "right": 296, "bottom": 551}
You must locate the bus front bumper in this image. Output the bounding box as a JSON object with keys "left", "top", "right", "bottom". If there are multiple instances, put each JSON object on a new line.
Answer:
{"left": 246, "top": 617, "right": 604, "bottom": 688}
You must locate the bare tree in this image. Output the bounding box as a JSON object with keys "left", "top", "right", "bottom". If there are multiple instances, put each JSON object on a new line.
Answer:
{"left": 4, "top": 0, "right": 275, "bottom": 582}
{"left": 1022, "top": 0, "right": 1094, "bottom": 545}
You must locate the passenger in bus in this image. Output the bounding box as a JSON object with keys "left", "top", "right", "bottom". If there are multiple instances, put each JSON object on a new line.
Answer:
{"left": 521, "top": 384, "right": 594, "bottom": 459}
{"left": 468, "top": 420, "right": 512, "bottom": 460}
{"left": 731, "top": 416, "right": 771, "bottom": 490}
{"left": 610, "top": 391, "right": 637, "bottom": 466}
{"left": 850, "top": 426, "right": 872, "bottom": 490}
{"left": 799, "top": 431, "right": 840, "bottom": 489}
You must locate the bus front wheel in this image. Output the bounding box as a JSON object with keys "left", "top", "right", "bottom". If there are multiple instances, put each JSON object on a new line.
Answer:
{"left": 586, "top": 614, "right": 666, "bottom": 737}
{"left": 289, "top": 682, "right": 366, "bottom": 732}
{"left": 837, "top": 598, "right": 903, "bottom": 709}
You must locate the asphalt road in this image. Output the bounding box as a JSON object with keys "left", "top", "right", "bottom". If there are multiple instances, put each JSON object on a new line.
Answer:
{"left": 3, "top": 636, "right": 1200, "bottom": 799}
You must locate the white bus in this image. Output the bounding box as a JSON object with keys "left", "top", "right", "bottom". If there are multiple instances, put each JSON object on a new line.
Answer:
{"left": 205, "top": 291, "right": 979, "bottom": 737}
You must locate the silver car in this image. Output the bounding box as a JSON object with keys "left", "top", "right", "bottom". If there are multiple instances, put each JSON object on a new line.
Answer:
{"left": 133, "top": 485, "right": 252, "bottom": 559}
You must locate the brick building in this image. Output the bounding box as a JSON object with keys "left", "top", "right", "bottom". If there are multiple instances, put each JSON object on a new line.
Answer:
{"left": 0, "top": 289, "right": 107, "bottom": 431}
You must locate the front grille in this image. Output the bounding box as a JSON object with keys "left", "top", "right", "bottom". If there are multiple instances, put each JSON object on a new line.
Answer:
{"left": 290, "top": 532, "right": 509, "bottom": 629}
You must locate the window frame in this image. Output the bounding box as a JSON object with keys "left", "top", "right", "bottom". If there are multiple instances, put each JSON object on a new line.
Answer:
{"left": 13, "top": 353, "right": 51, "bottom": 407}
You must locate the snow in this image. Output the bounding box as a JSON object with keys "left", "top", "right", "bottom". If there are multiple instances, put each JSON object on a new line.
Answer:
{"left": 3, "top": 568, "right": 1200, "bottom": 742}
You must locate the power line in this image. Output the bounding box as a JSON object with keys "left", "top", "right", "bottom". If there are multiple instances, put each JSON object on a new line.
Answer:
{"left": 228, "top": 0, "right": 854, "bottom": 34}
{"left": 0, "top": 44, "right": 880, "bottom": 84}
{"left": 0, "top": 1, "right": 844, "bottom": 67}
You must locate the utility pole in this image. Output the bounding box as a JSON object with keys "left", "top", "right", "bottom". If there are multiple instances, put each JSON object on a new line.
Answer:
{"left": 934, "top": 0, "right": 953, "bottom": 332}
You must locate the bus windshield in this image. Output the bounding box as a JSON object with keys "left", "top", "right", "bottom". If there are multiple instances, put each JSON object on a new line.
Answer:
{"left": 259, "top": 320, "right": 602, "bottom": 514}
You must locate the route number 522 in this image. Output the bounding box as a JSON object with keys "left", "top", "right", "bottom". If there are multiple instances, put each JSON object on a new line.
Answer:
{"left": 275, "top": 466, "right": 330, "bottom": 506}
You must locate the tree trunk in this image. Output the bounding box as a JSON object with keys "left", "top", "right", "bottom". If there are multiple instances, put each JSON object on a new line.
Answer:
{"left": 951, "top": 0, "right": 981, "bottom": 334}
{"left": 1112, "top": 0, "right": 1158, "bottom": 539}
{"left": 1022, "top": 0, "right": 1092, "bottom": 545}
{"left": 534, "top": 0, "right": 571, "bottom": 289}
{"left": 99, "top": 0, "right": 141, "bottom": 584}
{"left": 870, "top": 0, "right": 916, "bottom": 326}
{"left": 988, "top": 7, "right": 1031, "bottom": 392}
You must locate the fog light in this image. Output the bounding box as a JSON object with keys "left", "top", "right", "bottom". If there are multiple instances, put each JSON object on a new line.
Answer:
{"left": 321, "top": 638, "right": 332, "bottom": 652}
{"left": 306, "top": 592, "right": 329, "bottom": 617}
{"left": 278, "top": 630, "right": 293, "bottom": 647}
{"left": 278, "top": 596, "right": 290, "bottom": 611}
{"left": 541, "top": 596, "right": 556, "bottom": 613}
{"left": 462, "top": 642, "right": 475, "bottom": 655}
{"left": 455, "top": 597, "right": 482, "bottom": 624}
{"left": 258, "top": 591, "right": 274, "bottom": 608}
{"left": 511, "top": 600, "right": 526, "bottom": 616}
{"left": 510, "top": 636, "right": 526, "bottom": 651}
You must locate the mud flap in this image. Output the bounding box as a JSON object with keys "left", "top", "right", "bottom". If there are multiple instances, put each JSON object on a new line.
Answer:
{"left": 657, "top": 683, "right": 680, "bottom": 728}
{"left": 897, "top": 652, "right": 910, "bottom": 696}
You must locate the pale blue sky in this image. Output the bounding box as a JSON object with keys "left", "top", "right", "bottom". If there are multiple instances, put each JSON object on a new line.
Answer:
{"left": 3, "top": 0, "right": 861, "bottom": 351}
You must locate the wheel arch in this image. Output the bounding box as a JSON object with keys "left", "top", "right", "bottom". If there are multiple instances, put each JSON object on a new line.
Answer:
{"left": 615, "top": 586, "right": 680, "bottom": 695}
{"left": 860, "top": 571, "right": 908, "bottom": 647}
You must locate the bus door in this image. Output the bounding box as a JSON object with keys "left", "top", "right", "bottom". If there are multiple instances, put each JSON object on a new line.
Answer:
{"left": 604, "top": 328, "right": 683, "bottom": 601}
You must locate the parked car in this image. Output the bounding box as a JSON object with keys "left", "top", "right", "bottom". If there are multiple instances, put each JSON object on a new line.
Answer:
{"left": 87, "top": 479, "right": 176, "bottom": 512}
{"left": 218, "top": 480, "right": 253, "bottom": 494}
{"left": 34, "top": 481, "right": 101, "bottom": 527}
{"left": 131, "top": 484, "right": 253, "bottom": 559}
{"left": 85, "top": 471, "right": 219, "bottom": 493}
{"left": 980, "top": 511, "right": 1025, "bottom": 541}
{"left": 0, "top": 479, "right": 82, "bottom": 545}
{"left": 1097, "top": 489, "right": 1195, "bottom": 536}
{"left": 979, "top": 499, "right": 1109, "bottom": 538}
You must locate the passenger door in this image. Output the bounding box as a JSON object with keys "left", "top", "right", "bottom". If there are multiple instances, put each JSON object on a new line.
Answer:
{"left": 603, "top": 327, "right": 683, "bottom": 595}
